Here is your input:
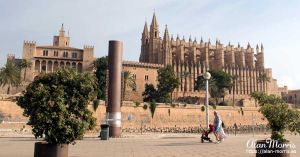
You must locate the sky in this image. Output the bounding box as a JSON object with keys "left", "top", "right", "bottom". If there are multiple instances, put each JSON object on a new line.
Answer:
{"left": 0, "top": 0, "right": 300, "bottom": 89}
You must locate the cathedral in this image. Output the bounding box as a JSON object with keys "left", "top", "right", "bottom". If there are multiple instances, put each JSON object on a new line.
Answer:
{"left": 127, "top": 13, "right": 281, "bottom": 102}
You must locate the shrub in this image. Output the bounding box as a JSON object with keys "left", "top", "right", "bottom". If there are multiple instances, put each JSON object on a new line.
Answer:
{"left": 171, "top": 103, "right": 176, "bottom": 108}
{"left": 17, "top": 69, "right": 97, "bottom": 144}
{"left": 143, "top": 104, "right": 148, "bottom": 110}
{"left": 240, "top": 107, "right": 244, "bottom": 116}
{"left": 251, "top": 92, "right": 300, "bottom": 141}
{"left": 92, "top": 99, "right": 100, "bottom": 111}
{"left": 0, "top": 110, "right": 5, "bottom": 123}
{"left": 218, "top": 101, "right": 228, "bottom": 106}
{"left": 134, "top": 101, "right": 141, "bottom": 108}
{"left": 149, "top": 101, "right": 157, "bottom": 119}
{"left": 201, "top": 106, "right": 205, "bottom": 112}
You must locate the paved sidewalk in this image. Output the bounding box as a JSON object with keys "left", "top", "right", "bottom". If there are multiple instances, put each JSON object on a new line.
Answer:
{"left": 0, "top": 134, "right": 299, "bottom": 157}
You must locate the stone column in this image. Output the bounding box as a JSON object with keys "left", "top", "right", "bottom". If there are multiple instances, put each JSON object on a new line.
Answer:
{"left": 51, "top": 61, "right": 54, "bottom": 72}
{"left": 107, "top": 40, "right": 123, "bottom": 138}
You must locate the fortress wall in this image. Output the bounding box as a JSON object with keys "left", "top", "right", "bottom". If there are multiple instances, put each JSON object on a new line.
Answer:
{"left": 1, "top": 100, "right": 267, "bottom": 130}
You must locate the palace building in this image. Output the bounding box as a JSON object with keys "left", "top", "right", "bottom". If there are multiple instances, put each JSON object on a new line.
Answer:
{"left": 19, "top": 24, "right": 94, "bottom": 82}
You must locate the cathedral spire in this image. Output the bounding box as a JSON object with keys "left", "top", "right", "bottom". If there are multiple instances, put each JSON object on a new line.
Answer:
{"left": 238, "top": 42, "right": 240, "bottom": 48}
{"left": 256, "top": 44, "right": 259, "bottom": 52}
{"left": 261, "top": 43, "right": 264, "bottom": 52}
{"left": 150, "top": 12, "right": 159, "bottom": 38}
{"left": 189, "top": 35, "right": 192, "bottom": 42}
{"left": 194, "top": 37, "right": 197, "bottom": 43}
{"left": 247, "top": 42, "right": 251, "bottom": 49}
{"left": 176, "top": 34, "right": 180, "bottom": 40}
{"left": 142, "top": 21, "right": 149, "bottom": 38}
{"left": 151, "top": 12, "right": 159, "bottom": 28}
{"left": 200, "top": 36, "right": 203, "bottom": 43}
{"left": 163, "top": 24, "right": 169, "bottom": 41}
{"left": 59, "top": 23, "right": 65, "bottom": 37}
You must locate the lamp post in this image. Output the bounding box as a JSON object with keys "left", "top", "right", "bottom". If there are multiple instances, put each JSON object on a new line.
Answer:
{"left": 203, "top": 72, "right": 211, "bottom": 129}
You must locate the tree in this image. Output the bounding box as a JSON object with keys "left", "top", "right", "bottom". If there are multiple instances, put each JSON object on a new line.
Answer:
{"left": 251, "top": 92, "right": 300, "bottom": 141}
{"left": 19, "top": 59, "right": 32, "bottom": 81}
{"left": 156, "top": 65, "right": 180, "bottom": 103}
{"left": 257, "top": 72, "right": 270, "bottom": 92}
{"left": 17, "top": 69, "right": 97, "bottom": 144}
{"left": 94, "top": 56, "right": 108, "bottom": 100}
{"left": 142, "top": 84, "right": 157, "bottom": 102}
{"left": 195, "top": 70, "right": 232, "bottom": 105}
{"left": 0, "top": 61, "right": 21, "bottom": 94}
{"left": 122, "top": 71, "right": 136, "bottom": 100}
{"left": 251, "top": 92, "right": 285, "bottom": 106}
{"left": 149, "top": 101, "right": 157, "bottom": 119}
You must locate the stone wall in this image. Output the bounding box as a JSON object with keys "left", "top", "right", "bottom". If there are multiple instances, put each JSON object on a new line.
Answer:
{"left": 0, "top": 100, "right": 267, "bottom": 131}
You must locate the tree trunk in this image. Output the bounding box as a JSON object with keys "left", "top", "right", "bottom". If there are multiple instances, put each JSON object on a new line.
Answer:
{"left": 122, "top": 82, "right": 126, "bottom": 101}
{"left": 7, "top": 86, "right": 10, "bottom": 94}
{"left": 24, "top": 68, "right": 27, "bottom": 81}
{"left": 170, "top": 92, "right": 173, "bottom": 105}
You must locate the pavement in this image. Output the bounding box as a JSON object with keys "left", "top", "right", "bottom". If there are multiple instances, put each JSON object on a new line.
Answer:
{"left": 0, "top": 133, "right": 299, "bottom": 157}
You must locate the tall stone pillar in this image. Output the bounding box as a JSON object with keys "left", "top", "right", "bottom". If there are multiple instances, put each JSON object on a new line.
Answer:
{"left": 107, "top": 40, "right": 123, "bottom": 137}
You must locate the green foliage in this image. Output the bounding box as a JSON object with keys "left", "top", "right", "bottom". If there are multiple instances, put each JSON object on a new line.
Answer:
{"left": 251, "top": 92, "right": 300, "bottom": 141}
{"left": 134, "top": 101, "right": 141, "bottom": 108}
{"left": 92, "top": 99, "right": 100, "bottom": 111}
{"left": 16, "top": 69, "right": 97, "bottom": 144}
{"left": 251, "top": 92, "right": 284, "bottom": 106}
{"left": 0, "top": 110, "right": 5, "bottom": 122}
{"left": 156, "top": 65, "right": 180, "bottom": 103}
{"left": 201, "top": 106, "right": 205, "bottom": 112}
{"left": 218, "top": 101, "right": 228, "bottom": 106}
{"left": 257, "top": 73, "right": 270, "bottom": 83}
{"left": 122, "top": 71, "right": 136, "bottom": 100}
{"left": 212, "top": 104, "right": 217, "bottom": 110}
{"left": 143, "top": 104, "right": 148, "bottom": 110}
{"left": 195, "top": 70, "right": 232, "bottom": 104}
{"left": 240, "top": 107, "right": 244, "bottom": 116}
{"left": 94, "top": 56, "right": 108, "bottom": 100}
{"left": 209, "top": 100, "right": 215, "bottom": 106}
{"left": 143, "top": 65, "right": 180, "bottom": 103}
{"left": 0, "top": 61, "right": 21, "bottom": 94}
{"left": 143, "top": 84, "right": 158, "bottom": 102}
{"left": 170, "top": 103, "right": 176, "bottom": 108}
{"left": 149, "top": 101, "right": 157, "bottom": 119}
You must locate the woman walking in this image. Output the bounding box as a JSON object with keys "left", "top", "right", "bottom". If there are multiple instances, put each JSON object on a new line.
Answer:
{"left": 213, "top": 111, "right": 226, "bottom": 143}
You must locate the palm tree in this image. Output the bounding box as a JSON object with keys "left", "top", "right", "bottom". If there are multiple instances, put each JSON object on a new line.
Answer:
{"left": 0, "top": 62, "right": 21, "bottom": 94}
{"left": 122, "top": 71, "right": 136, "bottom": 101}
{"left": 19, "top": 59, "right": 32, "bottom": 81}
{"left": 257, "top": 73, "right": 270, "bottom": 92}
{"left": 182, "top": 71, "right": 190, "bottom": 98}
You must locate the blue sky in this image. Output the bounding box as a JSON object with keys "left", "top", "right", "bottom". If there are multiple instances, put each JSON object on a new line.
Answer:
{"left": 0, "top": 0, "right": 300, "bottom": 89}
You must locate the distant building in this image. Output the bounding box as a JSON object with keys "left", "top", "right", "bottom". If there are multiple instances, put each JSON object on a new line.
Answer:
{"left": 21, "top": 24, "right": 94, "bottom": 81}
{"left": 286, "top": 89, "right": 300, "bottom": 108}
